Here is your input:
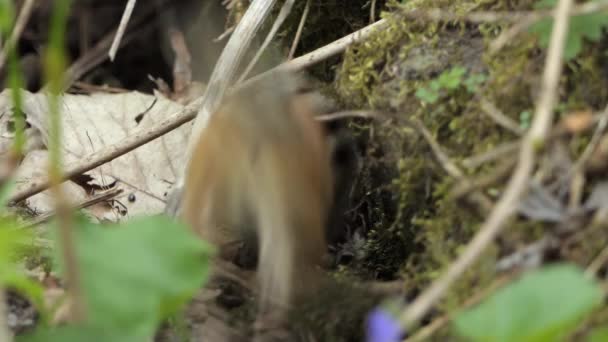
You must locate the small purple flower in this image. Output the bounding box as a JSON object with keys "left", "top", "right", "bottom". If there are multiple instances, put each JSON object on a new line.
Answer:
{"left": 366, "top": 308, "right": 405, "bottom": 342}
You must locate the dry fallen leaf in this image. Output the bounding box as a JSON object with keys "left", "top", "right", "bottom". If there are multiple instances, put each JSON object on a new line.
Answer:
{"left": 559, "top": 110, "right": 594, "bottom": 134}
{"left": 0, "top": 89, "right": 193, "bottom": 221}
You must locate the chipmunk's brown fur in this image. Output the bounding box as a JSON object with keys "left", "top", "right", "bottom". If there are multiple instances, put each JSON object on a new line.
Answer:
{"left": 182, "top": 72, "right": 333, "bottom": 333}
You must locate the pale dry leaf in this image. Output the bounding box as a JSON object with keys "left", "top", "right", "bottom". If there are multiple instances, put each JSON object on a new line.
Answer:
{"left": 0, "top": 90, "right": 45, "bottom": 158}
{"left": 1, "top": 89, "right": 192, "bottom": 221}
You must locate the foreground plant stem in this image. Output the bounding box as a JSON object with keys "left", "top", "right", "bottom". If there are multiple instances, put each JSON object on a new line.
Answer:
{"left": 45, "top": 0, "right": 86, "bottom": 322}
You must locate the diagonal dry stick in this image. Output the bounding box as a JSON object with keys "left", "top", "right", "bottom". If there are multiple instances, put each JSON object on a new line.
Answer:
{"left": 109, "top": 0, "right": 137, "bottom": 61}
{"left": 242, "top": 18, "right": 388, "bottom": 88}
{"left": 287, "top": 0, "right": 311, "bottom": 60}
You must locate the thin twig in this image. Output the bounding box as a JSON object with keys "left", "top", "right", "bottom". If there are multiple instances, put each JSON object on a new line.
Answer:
{"left": 398, "top": 1, "right": 607, "bottom": 24}
{"left": 214, "top": 26, "right": 235, "bottom": 42}
{"left": 109, "top": 0, "right": 137, "bottom": 61}
{"left": 316, "top": 110, "right": 383, "bottom": 122}
{"left": 462, "top": 110, "right": 605, "bottom": 170}
{"left": 370, "top": 0, "right": 377, "bottom": 23}
{"left": 237, "top": 0, "right": 294, "bottom": 83}
{"left": 495, "top": 236, "right": 556, "bottom": 273}
{"left": 21, "top": 188, "right": 124, "bottom": 229}
{"left": 287, "top": 0, "right": 311, "bottom": 60}
{"left": 411, "top": 118, "right": 493, "bottom": 212}
{"left": 64, "top": 0, "right": 171, "bottom": 89}
{"left": 489, "top": 15, "right": 540, "bottom": 55}
{"left": 450, "top": 157, "right": 517, "bottom": 200}
{"left": 185, "top": 0, "right": 280, "bottom": 158}
{"left": 462, "top": 141, "right": 521, "bottom": 169}
{"left": 243, "top": 18, "right": 388, "bottom": 88}
{"left": 398, "top": 0, "right": 572, "bottom": 328}
{"left": 479, "top": 98, "right": 524, "bottom": 136}
{"left": 585, "top": 244, "right": 608, "bottom": 278}
{"left": 0, "top": 0, "right": 35, "bottom": 71}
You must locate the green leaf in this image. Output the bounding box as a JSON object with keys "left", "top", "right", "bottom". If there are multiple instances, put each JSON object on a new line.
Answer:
{"left": 533, "top": 0, "right": 556, "bottom": 9}
{"left": 17, "top": 324, "right": 150, "bottom": 342}
{"left": 454, "top": 264, "right": 603, "bottom": 342}
{"left": 0, "top": 179, "right": 16, "bottom": 210}
{"left": 49, "top": 215, "right": 213, "bottom": 337}
{"left": 438, "top": 66, "right": 466, "bottom": 89}
{"left": 429, "top": 80, "right": 442, "bottom": 91}
{"left": 520, "top": 110, "right": 532, "bottom": 129}
{"left": 0, "top": 218, "right": 47, "bottom": 322}
{"left": 464, "top": 73, "right": 487, "bottom": 93}
{"left": 0, "top": 0, "right": 15, "bottom": 33}
{"left": 0, "top": 219, "right": 31, "bottom": 277}
{"left": 415, "top": 87, "right": 439, "bottom": 104}
{"left": 529, "top": 0, "right": 608, "bottom": 60}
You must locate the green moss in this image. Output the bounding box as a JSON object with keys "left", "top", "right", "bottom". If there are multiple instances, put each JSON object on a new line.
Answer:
{"left": 332, "top": 0, "right": 562, "bottom": 318}
{"left": 226, "top": 0, "right": 608, "bottom": 338}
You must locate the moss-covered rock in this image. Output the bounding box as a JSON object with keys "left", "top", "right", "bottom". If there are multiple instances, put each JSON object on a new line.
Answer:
{"left": 332, "top": 0, "right": 608, "bottom": 326}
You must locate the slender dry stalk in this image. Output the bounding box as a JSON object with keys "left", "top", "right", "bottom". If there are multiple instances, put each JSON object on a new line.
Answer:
{"left": 0, "top": 0, "right": 35, "bottom": 71}
{"left": 370, "top": 0, "right": 377, "bottom": 23}
{"left": 479, "top": 98, "right": 524, "bottom": 135}
{"left": 109, "top": 0, "right": 137, "bottom": 61}
{"left": 185, "top": 0, "right": 279, "bottom": 156}
{"left": 242, "top": 18, "right": 388, "bottom": 88}
{"left": 287, "top": 0, "right": 310, "bottom": 60}
{"left": 237, "top": 0, "right": 295, "bottom": 82}
{"left": 411, "top": 118, "right": 493, "bottom": 212}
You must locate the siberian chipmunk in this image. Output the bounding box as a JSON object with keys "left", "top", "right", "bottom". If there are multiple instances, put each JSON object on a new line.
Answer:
{"left": 181, "top": 72, "right": 336, "bottom": 335}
